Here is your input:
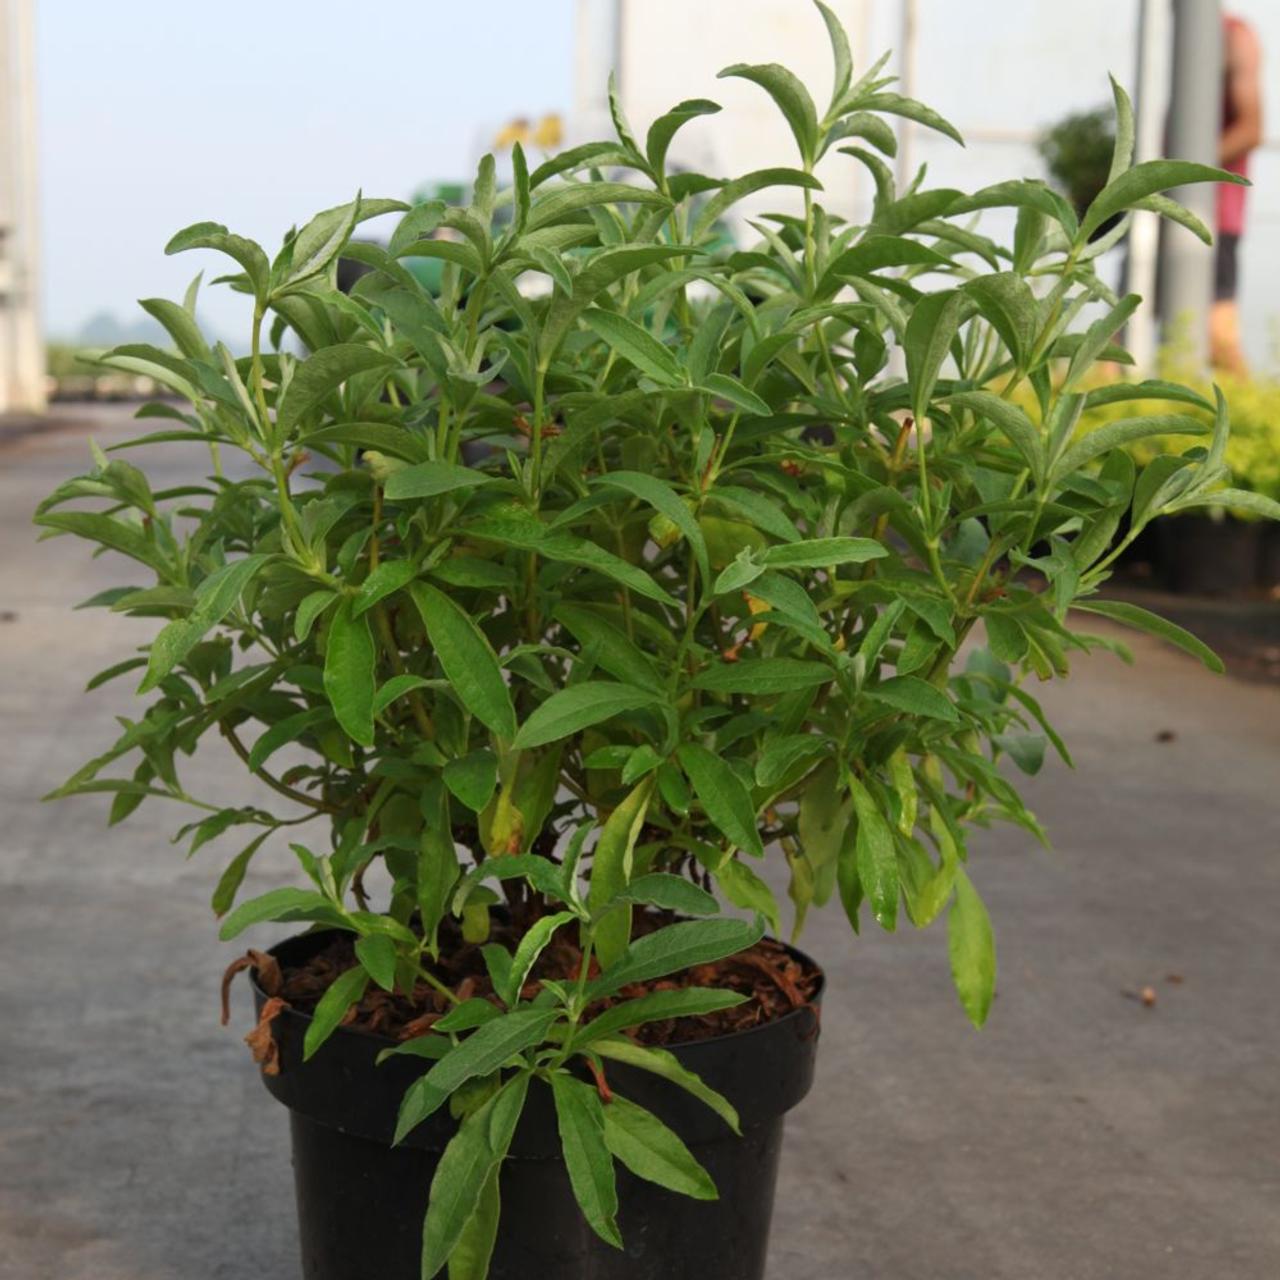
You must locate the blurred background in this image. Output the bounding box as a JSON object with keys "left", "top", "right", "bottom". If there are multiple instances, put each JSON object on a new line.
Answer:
{"left": 3, "top": 6, "right": 1280, "bottom": 1279}
{"left": 1, "top": 0, "right": 1278, "bottom": 411}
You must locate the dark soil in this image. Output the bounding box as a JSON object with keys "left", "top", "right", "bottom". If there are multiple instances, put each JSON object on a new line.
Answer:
{"left": 270, "top": 912, "right": 821, "bottom": 1048}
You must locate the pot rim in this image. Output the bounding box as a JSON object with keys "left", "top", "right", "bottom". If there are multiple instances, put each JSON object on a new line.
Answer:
{"left": 250, "top": 924, "right": 825, "bottom": 1054}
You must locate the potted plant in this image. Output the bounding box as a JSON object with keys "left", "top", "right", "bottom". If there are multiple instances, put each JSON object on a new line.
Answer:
{"left": 35, "top": 5, "right": 1277, "bottom": 1277}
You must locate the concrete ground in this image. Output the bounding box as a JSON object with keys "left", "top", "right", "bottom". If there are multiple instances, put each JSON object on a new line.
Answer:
{"left": 2, "top": 406, "right": 1278, "bottom": 1280}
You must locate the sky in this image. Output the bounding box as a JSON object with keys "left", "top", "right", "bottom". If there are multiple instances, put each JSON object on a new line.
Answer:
{"left": 36, "top": 0, "right": 576, "bottom": 342}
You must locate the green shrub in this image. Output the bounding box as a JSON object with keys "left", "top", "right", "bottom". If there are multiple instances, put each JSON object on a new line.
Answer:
{"left": 32, "top": 4, "right": 1278, "bottom": 1273}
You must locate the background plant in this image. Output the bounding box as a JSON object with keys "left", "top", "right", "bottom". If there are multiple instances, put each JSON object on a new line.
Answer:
{"left": 34, "top": 4, "right": 1276, "bottom": 1275}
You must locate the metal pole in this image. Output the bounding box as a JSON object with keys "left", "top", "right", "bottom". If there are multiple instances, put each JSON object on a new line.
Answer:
{"left": 1158, "top": 0, "right": 1221, "bottom": 363}
{"left": 0, "top": 0, "right": 45, "bottom": 415}
{"left": 896, "top": 0, "right": 918, "bottom": 191}
{"left": 1128, "top": 0, "right": 1170, "bottom": 372}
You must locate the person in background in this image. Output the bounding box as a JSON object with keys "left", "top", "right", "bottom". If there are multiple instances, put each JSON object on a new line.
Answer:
{"left": 1212, "top": 14, "right": 1263, "bottom": 374}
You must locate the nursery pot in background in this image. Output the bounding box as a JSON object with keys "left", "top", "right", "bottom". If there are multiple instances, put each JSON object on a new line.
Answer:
{"left": 1158, "top": 515, "right": 1261, "bottom": 596}
{"left": 251, "top": 930, "right": 823, "bottom": 1280}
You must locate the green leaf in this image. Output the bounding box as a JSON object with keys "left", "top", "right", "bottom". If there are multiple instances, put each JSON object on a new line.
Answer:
{"left": 1081, "top": 159, "right": 1245, "bottom": 240}
{"left": 502, "top": 910, "right": 577, "bottom": 1006}
{"left": 355, "top": 933, "right": 398, "bottom": 992}
{"left": 591, "top": 1038, "right": 740, "bottom": 1134}
{"left": 1168, "top": 487, "right": 1280, "bottom": 522}
{"left": 948, "top": 867, "right": 996, "bottom": 1026}
{"left": 513, "top": 682, "right": 662, "bottom": 751}
{"left": 35, "top": 510, "right": 171, "bottom": 576}
{"left": 587, "top": 916, "right": 764, "bottom": 1002}
{"left": 165, "top": 221, "right": 270, "bottom": 299}
{"left": 817, "top": 235, "right": 951, "bottom": 298}
{"left": 353, "top": 560, "right": 419, "bottom": 616}
{"left": 525, "top": 181, "right": 669, "bottom": 235}
{"left": 553, "top": 604, "right": 664, "bottom": 692}
{"left": 857, "top": 92, "right": 963, "bottom": 146}
{"left": 373, "top": 673, "right": 432, "bottom": 716}
{"left": 905, "top": 289, "right": 972, "bottom": 426}
{"left": 762, "top": 537, "right": 886, "bottom": 569}
{"left": 866, "top": 675, "right": 959, "bottom": 722}
{"left": 1106, "top": 75, "right": 1135, "bottom": 184}
{"left": 421, "top": 1073, "right": 529, "bottom": 1278}
{"left": 210, "top": 831, "right": 272, "bottom": 917}
{"left": 383, "top": 460, "right": 495, "bottom": 501}
{"left": 276, "top": 344, "right": 395, "bottom": 439}
{"left": 851, "top": 776, "right": 897, "bottom": 930}
{"left": 699, "top": 372, "right": 771, "bottom": 416}
{"left": 602, "top": 1094, "right": 717, "bottom": 1200}
{"left": 607, "top": 872, "right": 718, "bottom": 917}
{"left": 692, "top": 658, "right": 833, "bottom": 696}
{"left": 550, "top": 1074, "right": 621, "bottom": 1248}
{"left": 646, "top": 98, "right": 722, "bottom": 177}
{"left": 443, "top": 750, "right": 499, "bottom": 813}
{"left": 433, "top": 999, "right": 503, "bottom": 1034}
{"left": 140, "top": 554, "right": 269, "bottom": 692}
{"left": 676, "top": 743, "right": 764, "bottom": 857}
{"left": 691, "top": 168, "right": 821, "bottom": 240}
{"left": 247, "top": 706, "right": 329, "bottom": 771}
{"left": 395, "top": 1008, "right": 559, "bottom": 1143}
{"left": 944, "top": 391, "right": 1045, "bottom": 483}
{"left": 295, "top": 588, "right": 337, "bottom": 642}
{"left": 583, "top": 309, "right": 685, "bottom": 385}
{"left": 409, "top": 582, "right": 516, "bottom": 739}
{"left": 964, "top": 273, "right": 1038, "bottom": 369}
{"left": 574, "top": 988, "right": 746, "bottom": 1049}
{"left": 1072, "top": 600, "right": 1223, "bottom": 674}
{"left": 719, "top": 62, "right": 819, "bottom": 164}
{"left": 323, "top": 598, "right": 377, "bottom": 746}
{"left": 1063, "top": 293, "right": 1141, "bottom": 391}
{"left": 303, "top": 965, "right": 370, "bottom": 1059}
{"left": 1054, "top": 414, "right": 1207, "bottom": 478}
{"left": 446, "top": 1164, "right": 501, "bottom": 1280}
{"left": 217, "top": 886, "right": 339, "bottom": 940}
{"left": 814, "top": 0, "right": 853, "bottom": 106}
{"left": 587, "top": 778, "right": 655, "bottom": 969}
{"left": 593, "top": 471, "right": 709, "bottom": 588}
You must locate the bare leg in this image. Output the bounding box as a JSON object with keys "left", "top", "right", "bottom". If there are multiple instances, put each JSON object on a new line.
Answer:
{"left": 1209, "top": 300, "right": 1247, "bottom": 375}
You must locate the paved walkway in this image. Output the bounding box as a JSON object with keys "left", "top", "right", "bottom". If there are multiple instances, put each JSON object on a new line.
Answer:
{"left": 2, "top": 408, "right": 1278, "bottom": 1279}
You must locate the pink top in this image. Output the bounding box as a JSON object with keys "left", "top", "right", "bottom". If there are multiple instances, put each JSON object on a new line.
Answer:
{"left": 1218, "top": 16, "right": 1251, "bottom": 236}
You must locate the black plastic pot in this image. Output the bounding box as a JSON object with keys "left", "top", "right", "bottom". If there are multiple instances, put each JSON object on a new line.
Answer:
{"left": 1158, "top": 515, "right": 1261, "bottom": 596}
{"left": 251, "top": 929, "right": 823, "bottom": 1280}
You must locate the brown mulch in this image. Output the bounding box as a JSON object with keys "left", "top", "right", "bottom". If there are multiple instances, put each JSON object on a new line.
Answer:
{"left": 240, "top": 912, "right": 820, "bottom": 1049}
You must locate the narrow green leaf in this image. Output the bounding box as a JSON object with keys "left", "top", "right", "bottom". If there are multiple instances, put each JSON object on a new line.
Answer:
{"left": 410, "top": 582, "right": 516, "bottom": 739}
{"left": 384, "top": 460, "right": 494, "bottom": 501}
{"left": 602, "top": 1094, "right": 717, "bottom": 1200}
{"left": 303, "top": 966, "right": 370, "bottom": 1059}
{"left": 443, "top": 750, "right": 499, "bottom": 813}
{"left": 692, "top": 658, "right": 833, "bottom": 696}
{"left": 421, "top": 1073, "right": 529, "bottom": 1278}
{"left": 762, "top": 537, "right": 886, "bottom": 569}
{"left": 583, "top": 309, "right": 684, "bottom": 385}
{"left": 502, "top": 910, "right": 577, "bottom": 1006}
{"left": 591, "top": 1038, "right": 740, "bottom": 1134}
{"left": 513, "top": 683, "right": 661, "bottom": 751}
{"left": 948, "top": 867, "right": 996, "bottom": 1026}
{"left": 277, "top": 344, "right": 395, "bottom": 439}
{"left": 1082, "top": 159, "right": 1245, "bottom": 240}
{"left": 676, "top": 743, "right": 764, "bottom": 857}
{"left": 851, "top": 776, "right": 897, "bottom": 930}
{"left": 1072, "top": 600, "right": 1223, "bottom": 673}
{"left": 719, "top": 62, "right": 819, "bottom": 164}
{"left": 905, "top": 289, "right": 973, "bottom": 425}
{"left": 866, "top": 675, "right": 959, "bottom": 722}
{"left": 550, "top": 1074, "right": 621, "bottom": 1248}
{"left": 608, "top": 872, "right": 718, "bottom": 917}
{"left": 355, "top": 933, "right": 398, "bottom": 992}
{"left": 323, "top": 598, "right": 376, "bottom": 746}
{"left": 587, "top": 916, "right": 763, "bottom": 1002}
{"left": 575, "top": 988, "right": 746, "bottom": 1048}
{"left": 395, "top": 1008, "right": 559, "bottom": 1143}
{"left": 587, "top": 778, "right": 655, "bottom": 969}
{"left": 593, "top": 471, "right": 709, "bottom": 588}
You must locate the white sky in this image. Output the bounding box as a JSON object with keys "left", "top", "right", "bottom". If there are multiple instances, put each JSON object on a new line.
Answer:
{"left": 35, "top": 0, "right": 576, "bottom": 340}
